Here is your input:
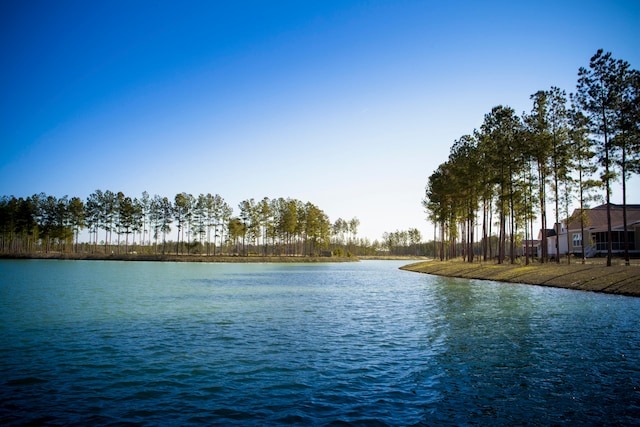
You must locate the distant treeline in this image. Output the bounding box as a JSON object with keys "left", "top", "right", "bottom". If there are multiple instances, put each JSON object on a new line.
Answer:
{"left": 0, "top": 191, "right": 426, "bottom": 257}
{"left": 424, "top": 50, "right": 639, "bottom": 266}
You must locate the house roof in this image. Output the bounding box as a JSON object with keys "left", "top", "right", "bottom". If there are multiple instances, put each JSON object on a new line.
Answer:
{"left": 537, "top": 229, "right": 556, "bottom": 240}
{"left": 567, "top": 204, "right": 640, "bottom": 232}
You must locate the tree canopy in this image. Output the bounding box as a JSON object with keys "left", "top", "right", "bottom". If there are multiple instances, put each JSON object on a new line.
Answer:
{"left": 0, "top": 191, "right": 357, "bottom": 257}
{"left": 424, "top": 50, "right": 638, "bottom": 266}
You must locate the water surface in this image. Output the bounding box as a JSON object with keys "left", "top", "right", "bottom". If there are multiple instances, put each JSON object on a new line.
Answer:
{"left": 1, "top": 259, "right": 639, "bottom": 425}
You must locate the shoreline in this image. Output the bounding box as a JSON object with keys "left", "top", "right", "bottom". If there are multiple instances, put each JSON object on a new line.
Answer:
{"left": 0, "top": 252, "right": 359, "bottom": 263}
{"left": 400, "top": 260, "right": 640, "bottom": 297}
{"left": 0, "top": 253, "right": 430, "bottom": 263}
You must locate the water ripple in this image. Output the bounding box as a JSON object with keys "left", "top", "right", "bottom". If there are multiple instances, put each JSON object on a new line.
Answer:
{"left": 1, "top": 260, "right": 640, "bottom": 425}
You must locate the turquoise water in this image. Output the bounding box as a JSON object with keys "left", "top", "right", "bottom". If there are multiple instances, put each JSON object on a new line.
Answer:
{"left": 1, "top": 259, "right": 639, "bottom": 426}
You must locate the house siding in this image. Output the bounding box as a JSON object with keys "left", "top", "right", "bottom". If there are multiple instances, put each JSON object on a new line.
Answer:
{"left": 548, "top": 204, "right": 640, "bottom": 258}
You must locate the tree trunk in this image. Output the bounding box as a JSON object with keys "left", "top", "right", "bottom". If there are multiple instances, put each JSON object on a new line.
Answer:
{"left": 622, "top": 146, "right": 630, "bottom": 266}
{"left": 554, "top": 166, "right": 560, "bottom": 263}
{"left": 482, "top": 201, "right": 488, "bottom": 262}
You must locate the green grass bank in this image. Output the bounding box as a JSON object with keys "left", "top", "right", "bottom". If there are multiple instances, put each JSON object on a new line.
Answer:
{"left": 400, "top": 259, "right": 640, "bottom": 297}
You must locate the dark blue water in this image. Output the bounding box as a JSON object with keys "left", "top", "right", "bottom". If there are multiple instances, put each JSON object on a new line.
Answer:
{"left": 1, "top": 259, "right": 639, "bottom": 425}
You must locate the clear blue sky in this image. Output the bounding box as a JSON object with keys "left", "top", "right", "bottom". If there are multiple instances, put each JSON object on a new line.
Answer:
{"left": 1, "top": 0, "right": 639, "bottom": 241}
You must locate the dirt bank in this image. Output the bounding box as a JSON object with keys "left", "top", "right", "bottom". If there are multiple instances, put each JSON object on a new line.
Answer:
{"left": 400, "top": 260, "right": 640, "bottom": 297}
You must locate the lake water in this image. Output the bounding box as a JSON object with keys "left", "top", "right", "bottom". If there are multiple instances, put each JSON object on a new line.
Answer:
{"left": 1, "top": 259, "right": 639, "bottom": 426}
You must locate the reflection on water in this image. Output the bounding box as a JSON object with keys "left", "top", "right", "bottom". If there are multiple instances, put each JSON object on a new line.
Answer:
{"left": 1, "top": 260, "right": 639, "bottom": 425}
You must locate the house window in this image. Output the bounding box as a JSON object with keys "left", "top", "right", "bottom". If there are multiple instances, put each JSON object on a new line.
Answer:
{"left": 572, "top": 233, "right": 582, "bottom": 248}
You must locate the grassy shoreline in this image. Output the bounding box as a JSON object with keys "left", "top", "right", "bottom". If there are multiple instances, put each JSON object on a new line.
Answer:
{"left": 400, "top": 259, "right": 640, "bottom": 297}
{"left": 0, "top": 252, "right": 359, "bottom": 263}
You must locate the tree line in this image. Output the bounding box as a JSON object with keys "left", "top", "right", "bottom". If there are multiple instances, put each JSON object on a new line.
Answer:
{"left": 0, "top": 190, "right": 366, "bottom": 257}
{"left": 382, "top": 228, "right": 423, "bottom": 256}
{"left": 423, "top": 50, "right": 639, "bottom": 266}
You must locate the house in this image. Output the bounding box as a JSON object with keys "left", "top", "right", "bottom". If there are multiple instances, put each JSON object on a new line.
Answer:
{"left": 546, "top": 204, "right": 640, "bottom": 258}
{"left": 521, "top": 239, "right": 540, "bottom": 257}
{"left": 539, "top": 225, "right": 569, "bottom": 259}
{"left": 523, "top": 227, "right": 557, "bottom": 258}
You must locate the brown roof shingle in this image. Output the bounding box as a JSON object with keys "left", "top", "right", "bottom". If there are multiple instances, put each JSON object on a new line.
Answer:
{"left": 568, "top": 204, "right": 640, "bottom": 232}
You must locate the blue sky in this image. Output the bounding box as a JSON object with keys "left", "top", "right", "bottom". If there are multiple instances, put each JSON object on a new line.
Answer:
{"left": 1, "top": 0, "right": 639, "bottom": 241}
